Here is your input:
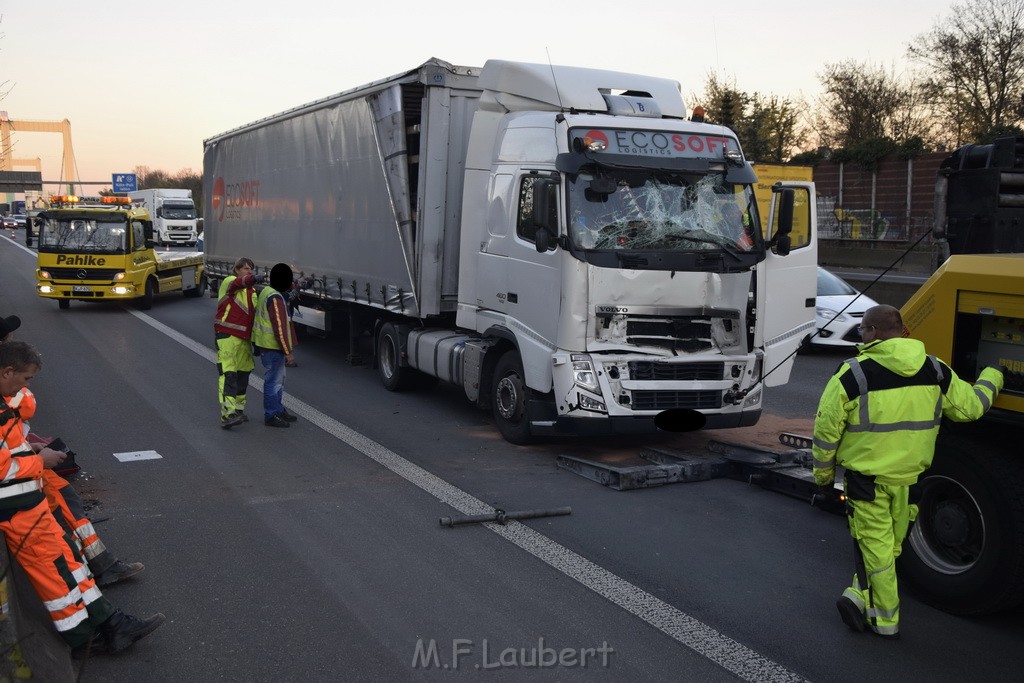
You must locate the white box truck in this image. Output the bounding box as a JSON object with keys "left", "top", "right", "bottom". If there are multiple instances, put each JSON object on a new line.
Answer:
{"left": 127, "top": 188, "right": 199, "bottom": 246}
{"left": 203, "top": 58, "right": 817, "bottom": 443}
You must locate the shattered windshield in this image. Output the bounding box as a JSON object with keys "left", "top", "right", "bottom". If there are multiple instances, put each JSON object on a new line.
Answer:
{"left": 39, "top": 217, "right": 128, "bottom": 253}
{"left": 567, "top": 171, "right": 759, "bottom": 254}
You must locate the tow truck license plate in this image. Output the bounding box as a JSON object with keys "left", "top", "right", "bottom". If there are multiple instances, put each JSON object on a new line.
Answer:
{"left": 72, "top": 285, "right": 91, "bottom": 293}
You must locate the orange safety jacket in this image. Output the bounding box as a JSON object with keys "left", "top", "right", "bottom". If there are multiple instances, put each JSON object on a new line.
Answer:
{"left": 214, "top": 274, "right": 258, "bottom": 339}
{"left": 0, "top": 389, "right": 45, "bottom": 513}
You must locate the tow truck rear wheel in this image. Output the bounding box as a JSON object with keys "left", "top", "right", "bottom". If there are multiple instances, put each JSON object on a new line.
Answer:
{"left": 58, "top": 299, "right": 69, "bottom": 310}
{"left": 491, "top": 350, "right": 534, "bottom": 445}
{"left": 900, "top": 435, "right": 1024, "bottom": 615}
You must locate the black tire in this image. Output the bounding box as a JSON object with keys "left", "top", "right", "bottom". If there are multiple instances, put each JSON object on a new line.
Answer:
{"left": 58, "top": 299, "right": 69, "bottom": 310}
{"left": 137, "top": 278, "right": 157, "bottom": 310}
{"left": 899, "top": 435, "right": 1024, "bottom": 614}
{"left": 377, "top": 323, "right": 412, "bottom": 391}
{"left": 184, "top": 273, "right": 207, "bottom": 298}
{"left": 491, "top": 351, "right": 534, "bottom": 445}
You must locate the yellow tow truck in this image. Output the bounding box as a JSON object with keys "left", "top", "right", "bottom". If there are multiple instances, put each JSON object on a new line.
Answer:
{"left": 897, "top": 137, "right": 1024, "bottom": 615}
{"left": 34, "top": 195, "right": 207, "bottom": 310}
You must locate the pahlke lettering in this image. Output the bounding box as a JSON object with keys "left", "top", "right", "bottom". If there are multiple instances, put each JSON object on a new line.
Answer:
{"left": 55, "top": 255, "right": 106, "bottom": 266}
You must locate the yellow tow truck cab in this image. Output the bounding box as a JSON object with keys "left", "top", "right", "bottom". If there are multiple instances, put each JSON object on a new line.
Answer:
{"left": 35, "top": 195, "right": 207, "bottom": 310}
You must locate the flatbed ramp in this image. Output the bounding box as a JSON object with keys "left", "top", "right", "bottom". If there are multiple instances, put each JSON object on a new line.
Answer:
{"left": 557, "top": 433, "right": 841, "bottom": 508}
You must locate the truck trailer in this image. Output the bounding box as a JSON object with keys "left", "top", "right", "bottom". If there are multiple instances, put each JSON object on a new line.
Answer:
{"left": 203, "top": 58, "right": 817, "bottom": 443}
{"left": 127, "top": 188, "right": 199, "bottom": 246}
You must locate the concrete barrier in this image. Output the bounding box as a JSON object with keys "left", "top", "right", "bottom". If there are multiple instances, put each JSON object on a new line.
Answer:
{"left": 0, "top": 545, "right": 75, "bottom": 681}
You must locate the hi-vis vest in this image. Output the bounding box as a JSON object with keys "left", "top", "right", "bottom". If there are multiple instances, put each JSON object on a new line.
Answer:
{"left": 251, "top": 287, "right": 282, "bottom": 350}
{"left": 214, "top": 275, "right": 257, "bottom": 339}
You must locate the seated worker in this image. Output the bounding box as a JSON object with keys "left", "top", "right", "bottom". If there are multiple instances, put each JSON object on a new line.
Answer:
{"left": 0, "top": 341, "right": 164, "bottom": 656}
{"left": 0, "top": 314, "right": 143, "bottom": 587}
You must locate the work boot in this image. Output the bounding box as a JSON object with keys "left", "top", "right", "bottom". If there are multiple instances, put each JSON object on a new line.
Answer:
{"left": 836, "top": 597, "right": 866, "bottom": 633}
{"left": 264, "top": 414, "right": 290, "bottom": 428}
{"left": 100, "top": 609, "right": 166, "bottom": 654}
{"left": 220, "top": 412, "right": 245, "bottom": 429}
{"left": 95, "top": 559, "right": 145, "bottom": 588}
{"left": 71, "top": 632, "right": 108, "bottom": 659}
{"left": 278, "top": 408, "right": 298, "bottom": 423}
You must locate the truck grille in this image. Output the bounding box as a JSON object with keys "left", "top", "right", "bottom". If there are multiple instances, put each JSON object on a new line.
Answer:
{"left": 631, "top": 390, "right": 721, "bottom": 411}
{"left": 625, "top": 317, "right": 713, "bottom": 352}
{"left": 46, "top": 267, "right": 122, "bottom": 281}
{"left": 628, "top": 361, "right": 724, "bottom": 381}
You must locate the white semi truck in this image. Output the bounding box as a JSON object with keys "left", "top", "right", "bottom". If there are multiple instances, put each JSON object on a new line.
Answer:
{"left": 203, "top": 58, "right": 817, "bottom": 443}
{"left": 127, "top": 188, "right": 199, "bottom": 246}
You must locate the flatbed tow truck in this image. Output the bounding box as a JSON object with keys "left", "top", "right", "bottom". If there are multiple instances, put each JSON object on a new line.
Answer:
{"left": 34, "top": 195, "right": 206, "bottom": 310}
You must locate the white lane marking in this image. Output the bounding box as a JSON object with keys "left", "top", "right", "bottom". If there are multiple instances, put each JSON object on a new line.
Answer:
{"left": 130, "top": 308, "right": 806, "bottom": 682}
{"left": 113, "top": 450, "right": 163, "bottom": 462}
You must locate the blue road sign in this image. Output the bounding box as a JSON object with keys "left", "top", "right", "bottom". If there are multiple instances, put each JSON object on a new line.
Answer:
{"left": 112, "top": 173, "right": 137, "bottom": 193}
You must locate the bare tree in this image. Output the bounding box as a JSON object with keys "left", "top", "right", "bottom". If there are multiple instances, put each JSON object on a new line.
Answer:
{"left": 694, "top": 72, "right": 804, "bottom": 162}
{"left": 908, "top": 0, "right": 1024, "bottom": 144}
{"left": 811, "top": 61, "right": 920, "bottom": 149}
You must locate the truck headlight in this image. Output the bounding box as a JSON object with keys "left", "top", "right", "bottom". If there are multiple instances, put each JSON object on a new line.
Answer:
{"left": 111, "top": 285, "right": 131, "bottom": 295}
{"left": 39, "top": 269, "right": 51, "bottom": 279}
{"left": 571, "top": 354, "right": 600, "bottom": 393}
{"left": 113, "top": 272, "right": 127, "bottom": 281}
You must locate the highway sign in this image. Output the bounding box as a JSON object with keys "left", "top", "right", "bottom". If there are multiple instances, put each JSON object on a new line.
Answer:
{"left": 112, "top": 173, "right": 137, "bottom": 193}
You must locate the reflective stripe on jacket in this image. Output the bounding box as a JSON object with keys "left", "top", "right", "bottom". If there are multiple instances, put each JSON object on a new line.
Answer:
{"left": 214, "top": 274, "right": 258, "bottom": 338}
{"left": 812, "top": 337, "right": 1002, "bottom": 486}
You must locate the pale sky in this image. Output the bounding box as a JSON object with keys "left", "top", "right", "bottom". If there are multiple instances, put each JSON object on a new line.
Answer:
{"left": 1, "top": 0, "right": 956, "bottom": 192}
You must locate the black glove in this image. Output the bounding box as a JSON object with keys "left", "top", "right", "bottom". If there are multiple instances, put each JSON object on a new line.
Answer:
{"left": 253, "top": 274, "right": 267, "bottom": 285}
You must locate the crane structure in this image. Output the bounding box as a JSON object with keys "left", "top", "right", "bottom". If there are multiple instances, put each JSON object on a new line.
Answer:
{"left": 0, "top": 112, "right": 78, "bottom": 194}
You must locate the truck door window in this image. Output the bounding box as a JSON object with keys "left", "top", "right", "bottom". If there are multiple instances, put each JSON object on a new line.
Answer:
{"left": 132, "top": 220, "right": 146, "bottom": 250}
{"left": 516, "top": 175, "right": 559, "bottom": 249}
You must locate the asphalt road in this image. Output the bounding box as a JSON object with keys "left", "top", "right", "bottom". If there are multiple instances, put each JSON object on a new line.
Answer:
{"left": 2, "top": 237, "right": 1021, "bottom": 682}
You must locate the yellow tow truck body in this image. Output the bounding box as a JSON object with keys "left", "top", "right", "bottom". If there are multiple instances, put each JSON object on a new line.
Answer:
{"left": 894, "top": 137, "right": 1024, "bottom": 616}
{"left": 35, "top": 195, "right": 207, "bottom": 310}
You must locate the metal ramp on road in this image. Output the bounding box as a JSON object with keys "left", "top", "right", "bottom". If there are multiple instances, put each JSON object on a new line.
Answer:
{"left": 557, "top": 433, "right": 838, "bottom": 508}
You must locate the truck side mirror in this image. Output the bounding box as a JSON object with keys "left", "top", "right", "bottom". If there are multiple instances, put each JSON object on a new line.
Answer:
{"left": 774, "top": 188, "right": 794, "bottom": 235}
{"left": 531, "top": 178, "right": 559, "bottom": 252}
{"left": 535, "top": 227, "right": 552, "bottom": 253}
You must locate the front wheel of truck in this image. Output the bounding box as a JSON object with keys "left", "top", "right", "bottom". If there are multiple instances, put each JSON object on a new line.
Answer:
{"left": 137, "top": 278, "right": 157, "bottom": 310}
{"left": 491, "top": 351, "right": 534, "bottom": 445}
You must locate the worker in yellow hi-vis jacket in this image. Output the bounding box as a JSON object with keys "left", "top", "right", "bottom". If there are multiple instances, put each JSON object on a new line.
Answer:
{"left": 812, "top": 304, "right": 1003, "bottom": 640}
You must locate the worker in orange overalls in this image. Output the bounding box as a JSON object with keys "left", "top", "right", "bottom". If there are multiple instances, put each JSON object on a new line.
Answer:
{"left": 1, "top": 314, "right": 143, "bottom": 588}
{"left": 0, "top": 340, "right": 163, "bottom": 656}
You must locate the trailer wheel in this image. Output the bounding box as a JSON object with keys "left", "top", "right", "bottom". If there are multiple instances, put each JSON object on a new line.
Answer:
{"left": 58, "top": 299, "right": 69, "bottom": 310}
{"left": 377, "top": 323, "right": 412, "bottom": 391}
{"left": 491, "top": 351, "right": 534, "bottom": 445}
{"left": 900, "top": 436, "right": 1024, "bottom": 614}
{"left": 137, "top": 278, "right": 157, "bottom": 310}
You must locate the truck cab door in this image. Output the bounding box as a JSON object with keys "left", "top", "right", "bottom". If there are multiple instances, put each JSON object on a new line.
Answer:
{"left": 760, "top": 181, "right": 817, "bottom": 387}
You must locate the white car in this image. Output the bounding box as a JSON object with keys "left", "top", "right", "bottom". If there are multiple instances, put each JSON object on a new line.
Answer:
{"left": 811, "top": 267, "right": 879, "bottom": 347}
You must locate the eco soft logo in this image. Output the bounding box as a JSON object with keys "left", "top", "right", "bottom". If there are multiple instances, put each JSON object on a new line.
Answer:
{"left": 212, "top": 177, "right": 226, "bottom": 221}
{"left": 212, "top": 177, "right": 260, "bottom": 221}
